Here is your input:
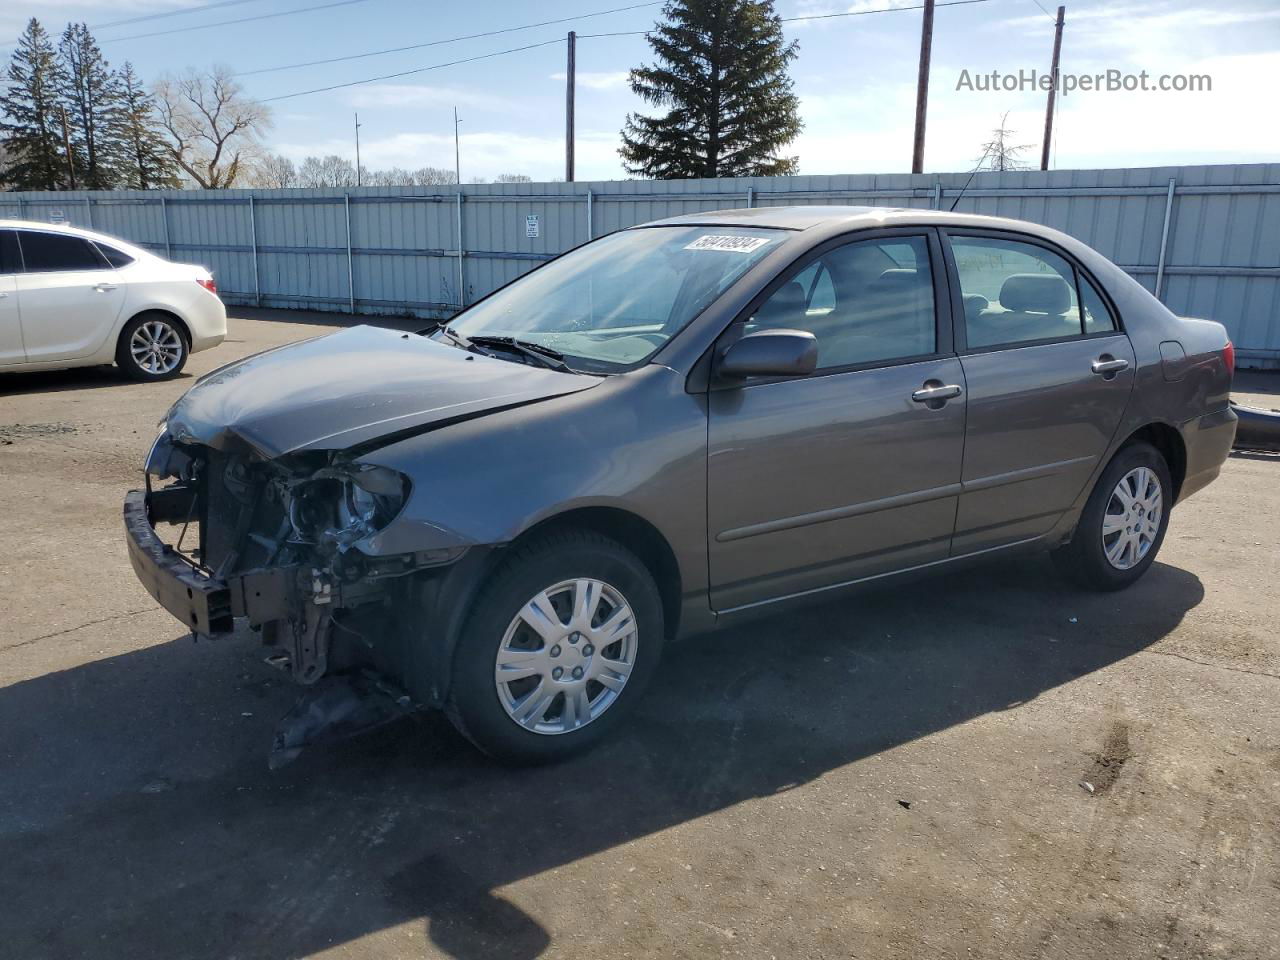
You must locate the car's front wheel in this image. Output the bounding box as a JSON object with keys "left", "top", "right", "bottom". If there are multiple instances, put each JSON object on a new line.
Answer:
{"left": 1052, "top": 441, "right": 1172, "bottom": 590}
{"left": 116, "top": 312, "right": 189, "bottom": 381}
{"left": 446, "top": 530, "right": 665, "bottom": 763}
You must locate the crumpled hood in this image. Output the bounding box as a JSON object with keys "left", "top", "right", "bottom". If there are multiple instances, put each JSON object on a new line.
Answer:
{"left": 166, "top": 325, "right": 601, "bottom": 458}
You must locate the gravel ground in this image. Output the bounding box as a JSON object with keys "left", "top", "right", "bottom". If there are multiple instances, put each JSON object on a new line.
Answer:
{"left": 1, "top": 310, "right": 1277, "bottom": 960}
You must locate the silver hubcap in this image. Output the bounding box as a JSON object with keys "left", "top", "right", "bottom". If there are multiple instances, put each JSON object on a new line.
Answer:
{"left": 494, "top": 578, "right": 638, "bottom": 735}
{"left": 1102, "top": 466, "right": 1163, "bottom": 570}
{"left": 130, "top": 320, "right": 183, "bottom": 374}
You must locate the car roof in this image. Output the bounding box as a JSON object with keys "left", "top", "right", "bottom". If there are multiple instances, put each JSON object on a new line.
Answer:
{"left": 0, "top": 218, "right": 154, "bottom": 258}
{"left": 639, "top": 204, "right": 1053, "bottom": 235}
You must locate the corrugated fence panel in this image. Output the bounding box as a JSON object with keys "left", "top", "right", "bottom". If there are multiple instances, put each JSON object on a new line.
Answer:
{"left": 3, "top": 162, "right": 1278, "bottom": 366}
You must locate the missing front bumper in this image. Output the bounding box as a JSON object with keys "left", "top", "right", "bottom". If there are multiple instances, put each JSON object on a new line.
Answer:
{"left": 123, "top": 489, "right": 295, "bottom": 635}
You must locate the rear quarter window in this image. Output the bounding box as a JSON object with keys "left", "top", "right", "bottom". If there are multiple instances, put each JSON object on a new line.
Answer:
{"left": 94, "top": 243, "right": 136, "bottom": 268}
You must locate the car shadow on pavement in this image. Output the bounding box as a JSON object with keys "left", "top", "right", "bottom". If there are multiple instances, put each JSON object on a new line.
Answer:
{"left": 0, "top": 554, "right": 1203, "bottom": 960}
{"left": 0, "top": 364, "right": 195, "bottom": 397}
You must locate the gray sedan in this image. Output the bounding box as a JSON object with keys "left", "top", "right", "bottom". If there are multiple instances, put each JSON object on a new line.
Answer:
{"left": 125, "top": 207, "right": 1237, "bottom": 763}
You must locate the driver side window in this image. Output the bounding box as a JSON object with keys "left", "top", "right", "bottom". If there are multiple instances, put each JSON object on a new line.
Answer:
{"left": 747, "top": 235, "right": 937, "bottom": 370}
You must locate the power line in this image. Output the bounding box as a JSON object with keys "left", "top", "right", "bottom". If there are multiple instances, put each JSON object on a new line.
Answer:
{"left": 262, "top": 37, "right": 567, "bottom": 102}
{"left": 93, "top": 0, "right": 268, "bottom": 31}
{"left": 99, "top": 0, "right": 372, "bottom": 44}
{"left": 259, "top": 0, "right": 999, "bottom": 104}
{"left": 578, "top": 0, "right": 999, "bottom": 37}
{"left": 1025, "top": 0, "right": 1057, "bottom": 20}
{"left": 236, "top": 0, "right": 662, "bottom": 77}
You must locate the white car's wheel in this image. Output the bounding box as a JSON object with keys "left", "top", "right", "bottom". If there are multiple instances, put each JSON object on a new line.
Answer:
{"left": 117, "top": 313, "right": 188, "bottom": 381}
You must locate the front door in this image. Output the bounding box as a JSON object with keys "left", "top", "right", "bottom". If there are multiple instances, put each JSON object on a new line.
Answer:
{"left": 707, "top": 231, "right": 967, "bottom": 612}
{"left": 13, "top": 229, "right": 124, "bottom": 363}
{"left": 944, "top": 231, "right": 1136, "bottom": 554}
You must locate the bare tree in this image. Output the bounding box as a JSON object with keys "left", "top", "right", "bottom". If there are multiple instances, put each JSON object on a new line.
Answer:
{"left": 977, "top": 112, "right": 1034, "bottom": 172}
{"left": 412, "top": 165, "right": 457, "bottom": 186}
{"left": 494, "top": 173, "right": 531, "bottom": 183}
{"left": 153, "top": 65, "right": 271, "bottom": 188}
{"left": 251, "top": 153, "right": 296, "bottom": 188}
{"left": 297, "top": 154, "right": 355, "bottom": 188}
{"left": 362, "top": 166, "right": 415, "bottom": 186}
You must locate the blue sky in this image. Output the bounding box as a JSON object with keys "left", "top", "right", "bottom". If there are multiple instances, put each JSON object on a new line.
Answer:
{"left": 3, "top": 0, "right": 1278, "bottom": 181}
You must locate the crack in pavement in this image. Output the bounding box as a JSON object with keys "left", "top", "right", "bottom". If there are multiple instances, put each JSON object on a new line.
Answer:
{"left": 2, "top": 608, "right": 158, "bottom": 655}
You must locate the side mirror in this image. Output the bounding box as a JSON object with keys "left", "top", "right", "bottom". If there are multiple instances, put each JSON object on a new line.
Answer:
{"left": 719, "top": 329, "right": 818, "bottom": 379}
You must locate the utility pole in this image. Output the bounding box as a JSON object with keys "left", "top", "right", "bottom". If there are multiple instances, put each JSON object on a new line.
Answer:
{"left": 1040, "top": 5, "right": 1065, "bottom": 171}
{"left": 59, "top": 106, "right": 77, "bottom": 190}
{"left": 354, "top": 112, "right": 362, "bottom": 187}
{"left": 453, "top": 106, "right": 462, "bottom": 185}
{"left": 565, "top": 30, "right": 576, "bottom": 182}
{"left": 911, "top": 0, "right": 935, "bottom": 174}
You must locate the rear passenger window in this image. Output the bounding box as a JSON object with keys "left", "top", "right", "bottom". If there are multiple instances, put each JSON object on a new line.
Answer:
{"left": 1079, "top": 274, "right": 1117, "bottom": 333}
{"left": 94, "top": 243, "right": 135, "bottom": 268}
{"left": 748, "top": 235, "right": 936, "bottom": 370}
{"left": 17, "top": 231, "right": 108, "bottom": 273}
{"left": 951, "top": 236, "right": 1082, "bottom": 349}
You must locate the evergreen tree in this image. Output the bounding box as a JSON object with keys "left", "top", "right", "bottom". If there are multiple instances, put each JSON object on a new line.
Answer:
{"left": 620, "top": 0, "right": 802, "bottom": 179}
{"left": 0, "top": 19, "right": 69, "bottom": 190}
{"left": 59, "top": 22, "right": 122, "bottom": 189}
{"left": 116, "top": 62, "right": 179, "bottom": 189}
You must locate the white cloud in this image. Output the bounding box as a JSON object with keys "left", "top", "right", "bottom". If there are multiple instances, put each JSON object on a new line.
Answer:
{"left": 549, "top": 70, "right": 631, "bottom": 90}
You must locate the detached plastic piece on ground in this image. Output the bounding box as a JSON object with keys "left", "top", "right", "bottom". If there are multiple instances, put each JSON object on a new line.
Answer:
{"left": 269, "top": 671, "right": 415, "bottom": 769}
{"left": 1231, "top": 400, "right": 1280, "bottom": 452}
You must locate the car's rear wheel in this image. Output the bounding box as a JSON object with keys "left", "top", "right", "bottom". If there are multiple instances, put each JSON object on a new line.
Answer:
{"left": 117, "top": 312, "right": 188, "bottom": 381}
{"left": 446, "top": 530, "right": 664, "bottom": 763}
{"left": 1052, "top": 441, "right": 1171, "bottom": 591}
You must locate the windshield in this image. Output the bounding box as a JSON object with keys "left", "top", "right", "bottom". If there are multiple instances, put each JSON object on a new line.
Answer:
{"left": 443, "top": 225, "right": 786, "bottom": 372}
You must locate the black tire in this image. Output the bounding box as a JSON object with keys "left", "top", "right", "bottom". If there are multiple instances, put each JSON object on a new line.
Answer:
{"left": 116, "top": 312, "right": 189, "bottom": 381}
{"left": 1051, "top": 441, "right": 1172, "bottom": 591}
{"left": 446, "top": 530, "right": 666, "bottom": 763}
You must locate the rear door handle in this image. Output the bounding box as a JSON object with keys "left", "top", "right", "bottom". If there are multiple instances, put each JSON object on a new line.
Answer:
{"left": 911, "top": 384, "right": 963, "bottom": 403}
{"left": 93, "top": 282, "right": 118, "bottom": 292}
{"left": 1091, "top": 358, "right": 1129, "bottom": 375}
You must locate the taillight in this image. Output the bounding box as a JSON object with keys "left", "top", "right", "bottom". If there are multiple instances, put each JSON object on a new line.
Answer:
{"left": 197, "top": 277, "right": 217, "bottom": 295}
{"left": 1223, "top": 341, "right": 1235, "bottom": 377}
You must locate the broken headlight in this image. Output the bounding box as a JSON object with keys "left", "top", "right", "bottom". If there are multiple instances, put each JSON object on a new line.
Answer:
{"left": 286, "top": 464, "right": 409, "bottom": 550}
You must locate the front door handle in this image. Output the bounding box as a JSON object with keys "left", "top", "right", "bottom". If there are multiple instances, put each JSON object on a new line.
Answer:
{"left": 1091, "top": 357, "right": 1129, "bottom": 376}
{"left": 93, "top": 282, "right": 118, "bottom": 292}
{"left": 911, "top": 383, "right": 963, "bottom": 403}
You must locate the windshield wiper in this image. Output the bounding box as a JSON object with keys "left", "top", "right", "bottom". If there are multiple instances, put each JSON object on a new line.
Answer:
{"left": 421, "top": 322, "right": 473, "bottom": 350}
{"left": 465, "top": 335, "right": 572, "bottom": 372}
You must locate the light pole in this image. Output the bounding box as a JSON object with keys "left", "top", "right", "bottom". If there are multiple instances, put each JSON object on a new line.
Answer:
{"left": 354, "top": 112, "right": 362, "bottom": 186}
{"left": 354, "top": 112, "right": 362, "bottom": 187}
{"left": 453, "top": 106, "right": 462, "bottom": 186}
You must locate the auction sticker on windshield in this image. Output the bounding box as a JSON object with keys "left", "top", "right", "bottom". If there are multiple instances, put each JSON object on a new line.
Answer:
{"left": 685, "top": 235, "right": 773, "bottom": 253}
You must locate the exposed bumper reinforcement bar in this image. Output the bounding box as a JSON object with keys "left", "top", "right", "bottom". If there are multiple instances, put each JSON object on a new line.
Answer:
{"left": 123, "top": 489, "right": 294, "bottom": 636}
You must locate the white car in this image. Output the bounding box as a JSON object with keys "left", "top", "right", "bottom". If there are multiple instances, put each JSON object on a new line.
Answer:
{"left": 0, "top": 220, "right": 227, "bottom": 381}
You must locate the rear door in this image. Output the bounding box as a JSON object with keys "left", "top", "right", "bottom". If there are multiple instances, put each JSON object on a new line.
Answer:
{"left": 942, "top": 230, "right": 1135, "bottom": 554}
{"left": 13, "top": 229, "right": 125, "bottom": 363}
{"left": 707, "top": 229, "right": 967, "bottom": 612}
{"left": 0, "top": 231, "right": 22, "bottom": 364}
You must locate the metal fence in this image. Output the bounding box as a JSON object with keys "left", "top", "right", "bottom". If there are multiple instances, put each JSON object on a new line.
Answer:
{"left": 3, "top": 162, "right": 1278, "bottom": 367}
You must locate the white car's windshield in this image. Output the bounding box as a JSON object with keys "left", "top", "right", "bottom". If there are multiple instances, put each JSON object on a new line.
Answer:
{"left": 444, "top": 225, "right": 786, "bottom": 372}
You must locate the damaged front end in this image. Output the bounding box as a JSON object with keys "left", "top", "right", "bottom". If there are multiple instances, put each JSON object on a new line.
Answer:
{"left": 124, "top": 428, "right": 464, "bottom": 761}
